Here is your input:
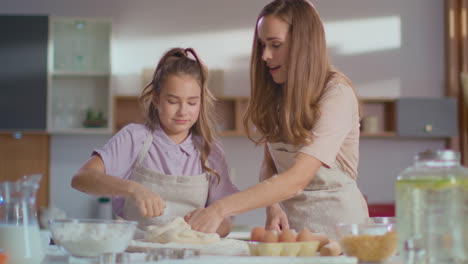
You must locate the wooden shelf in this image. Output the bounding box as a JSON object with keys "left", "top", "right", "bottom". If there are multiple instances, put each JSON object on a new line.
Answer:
{"left": 111, "top": 95, "right": 252, "bottom": 136}
{"left": 360, "top": 97, "right": 397, "bottom": 137}
{"left": 360, "top": 131, "right": 397, "bottom": 138}
{"left": 48, "top": 128, "right": 112, "bottom": 135}
{"left": 51, "top": 71, "right": 110, "bottom": 77}
{"left": 113, "top": 95, "right": 145, "bottom": 132}
{"left": 111, "top": 95, "right": 405, "bottom": 139}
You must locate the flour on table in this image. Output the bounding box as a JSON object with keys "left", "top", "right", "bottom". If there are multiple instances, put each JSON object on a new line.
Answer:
{"left": 143, "top": 217, "right": 220, "bottom": 244}
{"left": 128, "top": 238, "right": 250, "bottom": 256}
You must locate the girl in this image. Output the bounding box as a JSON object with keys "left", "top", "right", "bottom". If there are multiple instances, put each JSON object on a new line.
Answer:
{"left": 71, "top": 48, "right": 238, "bottom": 237}
{"left": 186, "top": 0, "right": 369, "bottom": 238}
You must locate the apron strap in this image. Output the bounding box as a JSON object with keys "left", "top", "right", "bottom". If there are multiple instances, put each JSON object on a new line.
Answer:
{"left": 136, "top": 132, "right": 154, "bottom": 165}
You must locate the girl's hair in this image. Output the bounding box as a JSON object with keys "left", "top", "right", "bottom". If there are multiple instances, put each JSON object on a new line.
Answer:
{"left": 244, "top": 0, "right": 360, "bottom": 146}
{"left": 140, "top": 47, "right": 220, "bottom": 181}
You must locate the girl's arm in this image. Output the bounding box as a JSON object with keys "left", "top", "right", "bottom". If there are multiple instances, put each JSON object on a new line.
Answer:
{"left": 187, "top": 152, "right": 322, "bottom": 233}
{"left": 71, "top": 155, "right": 166, "bottom": 217}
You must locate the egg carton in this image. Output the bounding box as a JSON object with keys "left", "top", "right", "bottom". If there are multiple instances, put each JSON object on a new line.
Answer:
{"left": 248, "top": 241, "right": 319, "bottom": 257}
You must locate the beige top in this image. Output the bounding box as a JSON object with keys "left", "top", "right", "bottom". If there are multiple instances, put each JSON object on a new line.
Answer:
{"left": 267, "top": 81, "right": 368, "bottom": 238}
{"left": 299, "top": 81, "right": 360, "bottom": 180}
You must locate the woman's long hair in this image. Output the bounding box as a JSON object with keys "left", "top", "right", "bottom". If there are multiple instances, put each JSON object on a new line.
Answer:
{"left": 140, "top": 47, "right": 220, "bottom": 180}
{"left": 244, "top": 0, "right": 359, "bottom": 146}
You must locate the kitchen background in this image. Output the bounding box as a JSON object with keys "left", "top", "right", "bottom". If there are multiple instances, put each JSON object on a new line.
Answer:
{"left": 1, "top": 0, "right": 448, "bottom": 226}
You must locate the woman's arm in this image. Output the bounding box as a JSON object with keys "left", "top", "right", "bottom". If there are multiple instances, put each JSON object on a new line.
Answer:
{"left": 260, "top": 145, "right": 289, "bottom": 231}
{"left": 216, "top": 216, "right": 232, "bottom": 237}
{"left": 71, "top": 155, "right": 165, "bottom": 217}
{"left": 184, "top": 208, "right": 232, "bottom": 237}
{"left": 187, "top": 152, "right": 322, "bottom": 233}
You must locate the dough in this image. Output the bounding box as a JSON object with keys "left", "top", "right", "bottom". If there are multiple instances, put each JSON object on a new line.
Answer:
{"left": 143, "top": 217, "right": 220, "bottom": 244}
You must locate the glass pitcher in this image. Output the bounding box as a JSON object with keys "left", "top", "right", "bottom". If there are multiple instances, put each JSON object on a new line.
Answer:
{"left": 396, "top": 150, "right": 466, "bottom": 264}
{"left": 0, "top": 175, "right": 45, "bottom": 264}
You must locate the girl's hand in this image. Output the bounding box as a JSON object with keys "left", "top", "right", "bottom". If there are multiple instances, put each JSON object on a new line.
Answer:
{"left": 129, "top": 183, "right": 166, "bottom": 217}
{"left": 186, "top": 206, "right": 224, "bottom": 234}
{"left": 266, "top": 203, "right": 289, "bottom": 232}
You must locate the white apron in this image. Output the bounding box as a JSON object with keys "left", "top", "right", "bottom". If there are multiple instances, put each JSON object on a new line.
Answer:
{"left": 123, "top": 132, "right": 210, "bottom": 230}
{"left": 268, "top": 142, "right": 368, "bottom": 239}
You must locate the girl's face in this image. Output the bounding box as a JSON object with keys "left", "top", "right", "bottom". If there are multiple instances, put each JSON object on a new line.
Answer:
{"left": 154, "top": 74, "right": 201, "bottom": 144}
{"left": 257, "top": 15, "right": 290, "bottom": 84}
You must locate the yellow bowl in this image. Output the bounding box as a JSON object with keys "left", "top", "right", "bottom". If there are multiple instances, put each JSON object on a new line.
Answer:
{"left": 248, "top": 241, "right": 320, "bottom": 257}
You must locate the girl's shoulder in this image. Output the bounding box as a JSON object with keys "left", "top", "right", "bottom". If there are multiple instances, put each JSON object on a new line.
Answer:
{"left": 110, "top": 123, "right": 151, "bottom": 145}
{"left": 193, "top": 135, "right": 226, "bottom": 160}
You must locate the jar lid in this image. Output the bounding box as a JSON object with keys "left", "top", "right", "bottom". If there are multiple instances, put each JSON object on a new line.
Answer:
{"left": 436, "top": 150, "right": 459, "bottom": 161}
{"left": 415, "top": 149, "right": 460, "bottom": 162}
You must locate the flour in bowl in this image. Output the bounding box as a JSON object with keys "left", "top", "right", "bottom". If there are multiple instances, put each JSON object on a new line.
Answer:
{"left": 50, "top": 220, "right": 135, "bottom": 257}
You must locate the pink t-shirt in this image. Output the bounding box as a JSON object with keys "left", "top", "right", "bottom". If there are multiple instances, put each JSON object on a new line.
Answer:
{"left": 93, "top": 124, "right": 239, "bottom": 217}
{"left": 299, "top": 81, "right": 360, "bottom": 179}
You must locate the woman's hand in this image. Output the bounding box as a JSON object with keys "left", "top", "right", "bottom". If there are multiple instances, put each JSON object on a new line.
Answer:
{"left": 185, "top": 205, "right": 224, "bottom": 234}
{"left": 129, "top": 182, "right": 166, "bottom": 217}
{"left": 184, "top": 208, "right": 203, "bottom": 223}
{"left": 266, "top": 203, "right": 289, "bottom": 231}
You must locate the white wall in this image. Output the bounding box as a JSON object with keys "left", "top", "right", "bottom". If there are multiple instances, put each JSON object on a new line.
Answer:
{"left": 3, "top": 0, "right": 447, "bottom": 226}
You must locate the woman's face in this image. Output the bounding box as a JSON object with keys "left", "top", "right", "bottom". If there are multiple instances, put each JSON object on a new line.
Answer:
{"left": 154, "top": 74, "right": 201, "bottom": 143}
{"left": 257, "top": 15, "right": 290, "bottom": 84}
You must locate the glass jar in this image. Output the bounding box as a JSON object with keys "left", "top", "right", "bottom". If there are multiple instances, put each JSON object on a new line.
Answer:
{"left": 0, "top": 175, "right": 44, "bottom": 264}
{"left": 396, "top": 150, "right": 466, "bottom": 264}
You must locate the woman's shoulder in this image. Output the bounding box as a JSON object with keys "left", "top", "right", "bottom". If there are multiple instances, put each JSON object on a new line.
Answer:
{"left": 321, "top": 78, "right": 356, "bottom": 103}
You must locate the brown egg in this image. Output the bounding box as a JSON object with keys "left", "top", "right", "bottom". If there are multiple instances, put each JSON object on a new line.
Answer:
{"left": 296, "top": 228, "right": 314, "bottom": 242}
{"left": 262, "top": 230, "right": 278, "bottom": 243}
{"left": 250, "top": 226, "right": 266, "bottom": 242}
{"left": 278, "top": 229, "right": 296, "bottom": 242}
{"left": 310, "top": 233, "right": 330, "bottom": 250}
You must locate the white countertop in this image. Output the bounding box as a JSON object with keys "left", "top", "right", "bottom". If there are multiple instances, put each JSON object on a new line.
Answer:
{"left": 43, "top": 245, "right": 404, "bottom": 264}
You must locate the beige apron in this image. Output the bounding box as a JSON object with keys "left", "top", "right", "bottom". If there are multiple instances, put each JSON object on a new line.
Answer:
{"left": 268, "top": 142, "right": 368, "bottom": 239}
{"left": 123, "top": 132, "right": 210, "bottom": 230}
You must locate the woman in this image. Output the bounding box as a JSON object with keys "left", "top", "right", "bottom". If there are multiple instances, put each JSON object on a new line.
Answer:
{"left": 185, "top": 0, "right": 368, "bottom": 238}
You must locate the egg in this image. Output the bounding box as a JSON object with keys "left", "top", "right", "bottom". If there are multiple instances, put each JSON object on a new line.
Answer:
{"left": 261, "top": 230, "right": 278, "bottom": 243}
{"left": 296, "top": 228, "right": 314, "bottom": 242}
{"left": 250, "top": 226, "right": 266, "bottom": 242}
{"left": 311, "top": 233, "right": 330, "bottom": 249}
{"left": 278, "top": 229, "right": 296, "bottom": 242}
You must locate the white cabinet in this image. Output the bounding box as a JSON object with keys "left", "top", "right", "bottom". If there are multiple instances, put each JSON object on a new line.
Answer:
{"left": 47, "top": 17, "right": 112, "bottom": 134}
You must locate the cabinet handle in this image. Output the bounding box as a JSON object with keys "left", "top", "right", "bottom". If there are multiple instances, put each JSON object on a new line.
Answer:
{"left": 13, "top": 131, "right": 22, "bottom": 139}
{"left": 424, "top": 124, "right": 433, "bottom": 133}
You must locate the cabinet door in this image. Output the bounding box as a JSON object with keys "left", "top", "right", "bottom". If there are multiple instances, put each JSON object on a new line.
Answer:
{"left": 0, "top": 16, "right": 48, "bottom": 130}
{"left": 0, "top": 132, "right": 50, "bottom": 209}
{"left": 396, "top": 98, "right": 457, "bottom": 138}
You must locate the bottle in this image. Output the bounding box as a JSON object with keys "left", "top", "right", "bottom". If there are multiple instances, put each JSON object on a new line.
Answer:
{"left": 396, "top": 150, "right": 466, "bottom": 264}
{"left": 97, "top": 197, "right": 114, "bottom": 220}
{"left": 0, "top": 175, "right": 45, "bottom": 264}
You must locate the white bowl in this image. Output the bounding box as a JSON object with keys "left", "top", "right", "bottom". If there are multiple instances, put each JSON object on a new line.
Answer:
{"left": 49, "top": 219, "right": 137, "bottom": 258}
{"left": 39, "top": 230, "right": 51, "bottom": 251}
{"left": 336, "top": 223, "right": 397, "bottom": 262}
{"left": 367, "top": 217, "right": 396, "bottom": 224}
